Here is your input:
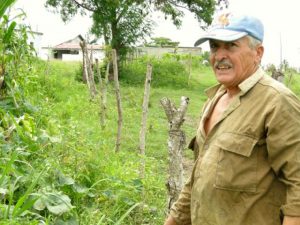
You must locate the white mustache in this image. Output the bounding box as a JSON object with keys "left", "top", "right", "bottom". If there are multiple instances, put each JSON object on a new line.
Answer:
{"left": 214, "top": 60, "right": 233, "bottom": 68}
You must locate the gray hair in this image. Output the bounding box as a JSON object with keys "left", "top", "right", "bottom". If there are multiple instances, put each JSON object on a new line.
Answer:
{"left": 247, "top": 35, "right": 262, "bottom": 49}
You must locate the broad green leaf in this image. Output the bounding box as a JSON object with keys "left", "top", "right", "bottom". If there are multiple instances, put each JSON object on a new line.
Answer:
{"left": 54, "top": 217, "right": 79, "bottom": 225}
{"left": 47, "top": 203, "right": 70, "bottom": 215}
{"left": 58, "top": 173, "right": 75, "bottom": 186}
{"left": 0, "top": 0, "right": 16, "bottom": 19}
{"left": 71, "top": 183, "right": 88, "bottom": 193}
{"left": 45, "top": 194, "right": 73, "bottom": 215}
{"left": 33, "top": 197, "right": 46, "bottom": 211}
{"left": 12, "top": 169, "right": 46, "bottom": 217}
{"left": 3, "top": 21, "right": 16, "bottom": 44}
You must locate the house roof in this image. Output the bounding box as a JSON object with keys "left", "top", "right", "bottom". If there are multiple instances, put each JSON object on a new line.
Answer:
{"left": 50, "top": 34, "right": 103, "bottom": 50}
{"left": 52, "top": 43, "right": 103, "bottom": 50}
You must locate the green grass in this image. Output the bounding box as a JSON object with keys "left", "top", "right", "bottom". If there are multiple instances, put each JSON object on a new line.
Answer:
{"left": 20, "top": 59, "right": 216, "bottom": 224}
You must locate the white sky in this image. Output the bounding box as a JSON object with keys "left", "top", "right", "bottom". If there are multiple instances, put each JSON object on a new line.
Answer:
{"left": 13, "top": 0, "right": 300, "bottom": 68}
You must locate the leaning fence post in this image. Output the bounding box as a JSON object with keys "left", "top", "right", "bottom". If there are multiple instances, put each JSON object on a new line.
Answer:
{"left": 112, "top": 49, "right": 123, "bottom": 152}
{"left": 160, "top": 96, "right": 189, "bottom": 210}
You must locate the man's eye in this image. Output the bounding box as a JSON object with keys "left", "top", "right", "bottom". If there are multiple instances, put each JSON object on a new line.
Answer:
{"left": 210, "top": 43, "right": 217, "bottom": 50}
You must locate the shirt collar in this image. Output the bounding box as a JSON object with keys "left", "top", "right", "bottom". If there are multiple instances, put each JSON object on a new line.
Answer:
{"left": 205, "top": 67, "right": 265, "bottom": 98}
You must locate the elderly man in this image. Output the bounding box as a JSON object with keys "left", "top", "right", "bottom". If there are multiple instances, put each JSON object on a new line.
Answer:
{"left": 164, "top": 15, "right": 300, "bottom": 225}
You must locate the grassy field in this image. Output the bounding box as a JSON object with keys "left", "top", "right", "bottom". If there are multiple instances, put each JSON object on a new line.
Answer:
{"left": 20, "top": 59, "right": 216, "bottom": 224}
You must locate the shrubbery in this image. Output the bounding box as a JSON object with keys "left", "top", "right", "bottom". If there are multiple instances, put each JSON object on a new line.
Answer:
{"left": 119, "top": 55, "right": 192, "bottom": 88}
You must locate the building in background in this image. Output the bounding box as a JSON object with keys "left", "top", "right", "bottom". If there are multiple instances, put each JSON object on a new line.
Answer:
{"left": 43, "top": 35, "right": 105, "bottom": 61}
{"left": 27, "top": 30, "right": 44, "bottom": 57}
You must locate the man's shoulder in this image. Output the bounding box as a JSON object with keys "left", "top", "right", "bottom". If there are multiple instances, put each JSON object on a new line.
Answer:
{"left": 256, "top": 73, "right": 300, "bottom": 107}
{"left": 258, "top": 73, "right": 291, "bottom": 95}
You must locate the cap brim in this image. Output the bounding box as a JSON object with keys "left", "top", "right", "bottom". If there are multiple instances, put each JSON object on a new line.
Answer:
{"left": 194, "top": 29, "right": 248, "bottom": 46}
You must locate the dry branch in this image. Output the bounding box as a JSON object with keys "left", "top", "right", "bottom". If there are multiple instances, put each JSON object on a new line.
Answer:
{"left": 160, "top": 96, "right": 189, "bottom": 210}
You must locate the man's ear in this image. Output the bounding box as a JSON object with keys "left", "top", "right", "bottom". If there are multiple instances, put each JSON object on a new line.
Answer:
{"left": 255, "top": 45, "right": 264, "bottom": 64}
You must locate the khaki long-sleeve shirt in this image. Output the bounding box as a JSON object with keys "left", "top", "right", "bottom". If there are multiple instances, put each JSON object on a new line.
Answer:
{"left": 170, "top": 68, "right": 300, "bottom": 225}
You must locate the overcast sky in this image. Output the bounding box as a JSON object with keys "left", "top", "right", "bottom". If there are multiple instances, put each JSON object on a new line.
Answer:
{"left": 13, "top": 0, "right": 300, "bottom": 68}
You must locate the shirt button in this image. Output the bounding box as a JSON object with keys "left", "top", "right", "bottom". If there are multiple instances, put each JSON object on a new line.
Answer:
{"left": 204, "top": 144, "right": 209, "bottom": 150}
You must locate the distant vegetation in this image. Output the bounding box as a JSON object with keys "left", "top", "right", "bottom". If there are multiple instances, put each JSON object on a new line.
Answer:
{"left": 145, "top": 37, "right": 180, "bottom": 47}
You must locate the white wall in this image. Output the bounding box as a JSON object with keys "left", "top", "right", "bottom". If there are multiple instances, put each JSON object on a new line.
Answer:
{"left": 61, "top": 50, "right": 105, "bottom": 62}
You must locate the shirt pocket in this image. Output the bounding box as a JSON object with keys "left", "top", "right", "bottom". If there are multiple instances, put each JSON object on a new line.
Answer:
{"left": 214, "top": 133, "right": 258, "bottom": 192}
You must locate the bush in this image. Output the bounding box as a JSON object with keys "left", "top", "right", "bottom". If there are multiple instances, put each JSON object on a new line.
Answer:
{"left": 119, "top": 55, "right": 190, "bottom": 88}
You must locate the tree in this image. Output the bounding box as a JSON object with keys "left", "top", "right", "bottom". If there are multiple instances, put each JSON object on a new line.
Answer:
{"left": 45, "top": 0, "right": 227, "bottom": 61}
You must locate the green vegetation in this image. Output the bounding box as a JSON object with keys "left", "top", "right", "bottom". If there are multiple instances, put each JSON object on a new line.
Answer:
{"left": 3, "top": 2, "right": 300, "bottom": 223}
{"left": 1, "top": 46, "right": 217, "bottom": 223}
{"left": 145, "top": 37, "right": 179, "bottom": 47}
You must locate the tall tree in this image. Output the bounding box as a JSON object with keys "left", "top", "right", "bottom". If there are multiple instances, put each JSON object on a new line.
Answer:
{"left": 45, "top": 0, "right": 227, "bottom": 60}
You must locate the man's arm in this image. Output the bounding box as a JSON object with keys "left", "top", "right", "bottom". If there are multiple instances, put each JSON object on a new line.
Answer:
{"left": 283, "top": 216, "right": 300, "bottom": 225}
{"left": 164, "top": 216, "right": 178, "bottom": 225}
{"left": 163, "top": 173, "right": 193, "bottom": 225}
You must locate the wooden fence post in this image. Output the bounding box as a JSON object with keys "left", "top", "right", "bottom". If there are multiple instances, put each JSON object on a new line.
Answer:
{"left": 101, "top": 61, "right": 110, "bottom": 128}
{"left": 112, "top": 49, "right": 123, "bottom": 152}
{"left": 80, "top": 40, "right": 97, "bottom": 99}
{"left": 139, "top": 63, "right": 153, "bottom": 179}
{"left": 80, "top": 41, "right": 89, "bottom": 86}
{"left": 139, "top": 63, "right": 152, "bottom": 155}
{"left": 160, "top": 96, "right": 189, "bottom": 210}
{"left": 187, "top": 53, "right": 192, "bottom": 86}
{"left": 86, "top": 45, "right": 97, "bottom": 98}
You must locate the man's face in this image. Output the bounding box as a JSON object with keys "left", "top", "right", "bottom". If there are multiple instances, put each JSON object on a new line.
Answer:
{"left": 209, "top": 36, "right": 263, "bottom": 89}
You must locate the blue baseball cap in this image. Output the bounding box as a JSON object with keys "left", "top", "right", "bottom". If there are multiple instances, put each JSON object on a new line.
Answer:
{"left": 194, "top": 15, "right": 264, "bottom": 46}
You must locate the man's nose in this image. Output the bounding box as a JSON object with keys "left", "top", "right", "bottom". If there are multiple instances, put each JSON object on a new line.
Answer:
{"left": 214, "top": 48, "right": 228, "bottom": 60}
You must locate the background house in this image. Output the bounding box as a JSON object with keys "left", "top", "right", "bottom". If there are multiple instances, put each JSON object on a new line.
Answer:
{"left": 44, "top": 35, "right": 105, "bottom": 61}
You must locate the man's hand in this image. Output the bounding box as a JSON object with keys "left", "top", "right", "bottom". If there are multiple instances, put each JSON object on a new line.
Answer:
{"left": 283, "top": 216, "right": 300, "bottom": 225}
{"left": 164, "top": 216, "right": 178, "bottom": 225}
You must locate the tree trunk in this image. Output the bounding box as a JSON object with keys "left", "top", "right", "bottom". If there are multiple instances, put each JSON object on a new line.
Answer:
{"left": 160, "top": 96, "right": 189, "bottom": 210}
{"left": 112, "top": 49, "right": 123, "bottom": 152}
